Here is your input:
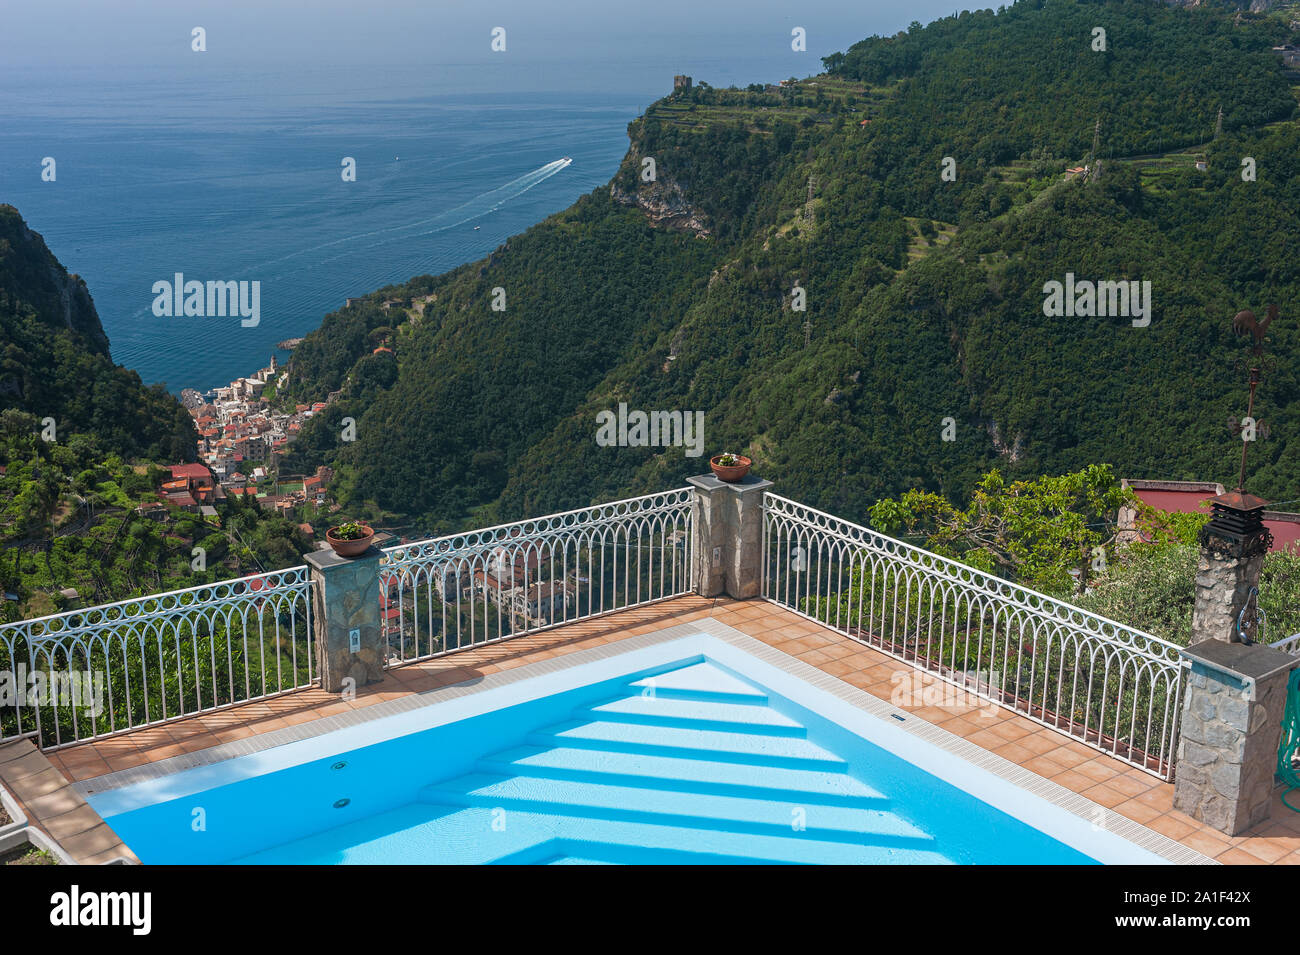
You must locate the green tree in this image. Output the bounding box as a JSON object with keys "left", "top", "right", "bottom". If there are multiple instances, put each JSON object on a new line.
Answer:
{"left": 868, "top": 464, "right": 1130, "bottom": 595}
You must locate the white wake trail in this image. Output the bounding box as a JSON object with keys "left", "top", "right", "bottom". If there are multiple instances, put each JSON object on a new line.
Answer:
{"left": 246, "top": 157, "right": 573, "bottom": 276}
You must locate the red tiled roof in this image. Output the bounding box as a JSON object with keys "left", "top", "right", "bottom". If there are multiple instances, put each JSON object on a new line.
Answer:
{"left": 170, "top": 463, "right": 212, "bottom": 480}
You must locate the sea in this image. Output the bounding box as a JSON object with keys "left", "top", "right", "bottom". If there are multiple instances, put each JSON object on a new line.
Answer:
{"left": 0, "top": 4, "right": 953, "bottom": 393}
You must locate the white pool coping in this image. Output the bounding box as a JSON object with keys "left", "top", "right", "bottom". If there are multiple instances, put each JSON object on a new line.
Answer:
{"left": 77, "top": 619, "right": 1214, "bottom": 864}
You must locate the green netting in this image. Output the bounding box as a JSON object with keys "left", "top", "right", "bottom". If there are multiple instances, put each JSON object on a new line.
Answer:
{"left": 1280, "top": 668, "right": 1300, "bottom": 814}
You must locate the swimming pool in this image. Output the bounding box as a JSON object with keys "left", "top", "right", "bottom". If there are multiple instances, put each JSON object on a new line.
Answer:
{"left": 85, "top": 628, "right": 1196, "bottom": 864}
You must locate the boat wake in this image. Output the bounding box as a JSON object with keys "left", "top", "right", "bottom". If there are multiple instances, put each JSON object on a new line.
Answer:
{"left": 450, "top": 157, "right": 572, "bottom": 225}
{"left": 225, "top": 157, "right": 575, "bottom": 287}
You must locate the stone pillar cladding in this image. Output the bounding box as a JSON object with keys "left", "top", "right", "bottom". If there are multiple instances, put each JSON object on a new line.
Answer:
{"left": 729, "top": 476, "right": 770, "bottom": 598}
{"left": 688, "top": 475, "right": 727, "bottom": 598}
{"left": 687, "top": 473, "right": 773, "bottom": 600}
{"left": 1173, "top": 640, "right": 1299, "bottom": 835}
{"left": 304, "top": 545, "right": 386, "bottom": 693}
{"left": 1190, "top": 493, "right": 1272, "bottom": 645}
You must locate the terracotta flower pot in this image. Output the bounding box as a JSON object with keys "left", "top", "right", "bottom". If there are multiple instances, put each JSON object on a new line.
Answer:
{"left": 709, "top": 454, "right": 752, "bottom": 483}
{"left": 326, "top": 524, "right": 375, "bottom": 557}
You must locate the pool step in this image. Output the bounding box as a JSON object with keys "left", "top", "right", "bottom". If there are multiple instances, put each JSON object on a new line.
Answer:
{"left": 626, "top": 662, "right": 769, "bottom": 705}
{"left": 236, "top": 803, "right": 950, "bottom": 865}
{"left": 476, "top": 745, "right": 887, "bottom": 808}
{"left": 543, "top": 855, "right": 620, "bottom": 865}
{"left": 528, "top": 719, "right": 846, "bottom": 771}
{"left": 578, "top": 694, "right": 806, "bottom": 737}
{"left": 512, "top": 836, "right": 937, "bottom": 866}
{"left": 417, "top": 773, "right": 931, "bottom": 848}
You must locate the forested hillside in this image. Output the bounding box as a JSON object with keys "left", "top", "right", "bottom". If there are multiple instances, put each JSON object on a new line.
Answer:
{"left": 0, "top": 205, "right": 196, "bottom": 462}
{"left": 0, "top": 208, "right": 305, "bottom": 618}
{"left": 281, "top": 0, "right": 1300, "bottom": 533}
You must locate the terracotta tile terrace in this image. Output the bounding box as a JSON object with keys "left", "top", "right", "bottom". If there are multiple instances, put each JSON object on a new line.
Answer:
{"left": 29, "top": 596, "right": 1300, "bottom": 865}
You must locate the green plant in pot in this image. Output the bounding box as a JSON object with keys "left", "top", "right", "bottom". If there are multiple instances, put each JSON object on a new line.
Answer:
{"left": 326, "top": 520, "right": 375, "bottom": 557}
{"left": 709, "top": 451, "right": 753, "bottom": 483}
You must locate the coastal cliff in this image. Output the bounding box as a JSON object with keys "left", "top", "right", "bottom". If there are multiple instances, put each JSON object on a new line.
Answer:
{"left": 0, "top": 204, "right": 196, "bottom": 460}
{"left": 609, "top": 156, "right": 711, "bottom": 237}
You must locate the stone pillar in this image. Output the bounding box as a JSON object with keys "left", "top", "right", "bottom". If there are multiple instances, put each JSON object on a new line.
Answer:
{"left": 1173, "top": 640, "right": 1299, "bottom": 835}
{"left": 304, "top": 546, "right": 386, "bottom": 693}
{"left": 689, "top": 476, "right": 727, "bottom": 598}
{"left": 687, "top": 473, "right": 773, "bottom": 600}
{"left": 1190, "top": 492, "right": 1272, "bottom": 645}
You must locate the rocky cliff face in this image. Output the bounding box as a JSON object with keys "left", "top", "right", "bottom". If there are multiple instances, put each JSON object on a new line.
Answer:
{"left": 609, "top": 156, "right": 711, "bottom": 237}
{"left": 0, "top": 204, "right": 196, "bottom": 460}
{"left": 0, "top": 205, "right": 110, "bottom": 354}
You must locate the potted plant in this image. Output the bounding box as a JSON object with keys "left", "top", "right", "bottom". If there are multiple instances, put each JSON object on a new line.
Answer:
{"left": 326, "top": 520, "right": 375, "bottom": 557}
{"left": 709, "top": 452, "right": 752, "bottom": 483}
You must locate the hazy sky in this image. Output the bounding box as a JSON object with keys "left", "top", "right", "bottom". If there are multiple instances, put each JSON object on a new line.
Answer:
{"left": 2, "top": 1, "right": 968, "bottom": 76}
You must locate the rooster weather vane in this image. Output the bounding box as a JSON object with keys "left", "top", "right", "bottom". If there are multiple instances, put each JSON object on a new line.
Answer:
{"left": 1226, "top": 303, "right": 1279, "bottom": 493}
{"left": 1233, "top": 303, "right": 1276, "bottom": 354}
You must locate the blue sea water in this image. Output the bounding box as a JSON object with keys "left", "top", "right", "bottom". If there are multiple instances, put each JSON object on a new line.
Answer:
{"left": 0, "top": 2, "right": 960, "bottom": 393}
{"left": 0, "top": 70, "right": 649, "bottom": 392}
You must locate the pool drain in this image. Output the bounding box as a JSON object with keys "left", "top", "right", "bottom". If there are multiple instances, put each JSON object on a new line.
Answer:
{"left": 333, "top": 798, "right": 351, "bottom": 809}
{"left": 331, "top": 761, "right": 347, "bottom": 770}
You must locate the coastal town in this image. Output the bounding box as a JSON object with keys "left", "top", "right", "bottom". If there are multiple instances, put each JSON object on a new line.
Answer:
{"left": 165, "top": 347, "right": 577, "bottom": 653}
{"left": 165, "top": 349, "right": 338, "bottom": 538}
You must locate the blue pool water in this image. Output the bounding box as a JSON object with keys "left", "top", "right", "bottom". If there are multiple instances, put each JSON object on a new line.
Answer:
{"left": 90, "top": 636, "right": 1164, "bottom": 864}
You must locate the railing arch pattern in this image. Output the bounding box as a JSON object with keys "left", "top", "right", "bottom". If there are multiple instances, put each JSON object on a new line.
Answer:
{"left": 762, "top": 492, "right": 1186, "bottom": 779}
{"left": 379, "top": 488, "right": 694, "bottom": 664}
{"left": 0, "top": 566, "right": 314, "bottom": 750}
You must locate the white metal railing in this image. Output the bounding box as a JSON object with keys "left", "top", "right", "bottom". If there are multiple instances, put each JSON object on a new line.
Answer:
{"left": 379, "top": 488, "right": 694, "bottom": 665}
{"left": 0, "top": 566, "right": 314, "bottom": 750}
{"left": 1270, "top": 633, "right": 1300, "bottom": 655}
{"left": 762, "top": 493, "right": 1185, "bottom": 779}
